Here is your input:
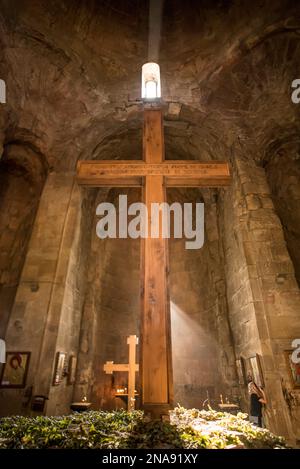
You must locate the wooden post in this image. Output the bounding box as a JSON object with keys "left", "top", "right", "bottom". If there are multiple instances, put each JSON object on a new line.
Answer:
{"left": 141, "top": 108, "right": 173, "bottom": 418}
{"left": 127, "top": 335, "right": 138, "bottom": 411}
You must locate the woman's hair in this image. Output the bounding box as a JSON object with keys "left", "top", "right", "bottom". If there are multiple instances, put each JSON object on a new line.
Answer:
{"left": 247, "top": 373, "right": 253, "bottom": 384}
{"left": 249, "top": 380, "right": 263, "bottom": 397}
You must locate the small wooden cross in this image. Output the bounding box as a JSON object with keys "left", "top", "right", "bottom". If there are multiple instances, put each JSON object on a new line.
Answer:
{"left": 103, "top": 334, "right": 139, "bottom": 411}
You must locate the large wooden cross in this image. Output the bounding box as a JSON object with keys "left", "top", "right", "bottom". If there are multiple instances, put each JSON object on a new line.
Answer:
{"left": 77, "top": 105, "right": 231, "bottom": 418}
{"left": 104, "top": 335, "right": 139, "bottom": 411}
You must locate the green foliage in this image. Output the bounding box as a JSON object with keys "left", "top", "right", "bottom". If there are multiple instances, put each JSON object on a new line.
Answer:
{"left": 0, "top": 407, "right": 287, "bottom": 449}
{"left": 171, "top": 405, "right": 287, "bottom": 449}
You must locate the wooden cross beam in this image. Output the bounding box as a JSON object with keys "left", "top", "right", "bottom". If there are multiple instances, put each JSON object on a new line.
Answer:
{"left": 77, "top": 106, "right": 231, "bottom": 418}
{"left": 103, "top": 335, "right": 139, "bottom": 411}
{"left": 77, "top": 161, "right": 230, "bottom": 187}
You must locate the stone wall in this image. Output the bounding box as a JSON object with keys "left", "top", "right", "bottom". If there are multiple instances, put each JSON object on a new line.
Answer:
{"left": 265, "top": 149, "right": 300, "bottom": 288}
{"left": 0, "top": 172, "right": 88, "bottom": 416}
{"left": 169, "top": 188, "right": 238, "bottom": 408}
{"left": 74, "top": 188, "right": 140, "bottom": 410}
{"left": 0, "top": 144, "right": 46, "bottom": 338}
{"left": 45, "top": 182, "right": 93, "bottom": 415}
{"left": 221, "top": 147, "right": 300, "bottom": 444}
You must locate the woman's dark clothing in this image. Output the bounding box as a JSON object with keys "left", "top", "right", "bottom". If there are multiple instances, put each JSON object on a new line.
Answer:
{"left": 250, "top": 393, "right": 262, "bottom": 427}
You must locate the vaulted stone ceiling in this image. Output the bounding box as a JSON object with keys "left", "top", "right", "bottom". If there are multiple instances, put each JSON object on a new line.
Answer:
{"left": 1, "top": 0, "right": 300, "bottom": 171}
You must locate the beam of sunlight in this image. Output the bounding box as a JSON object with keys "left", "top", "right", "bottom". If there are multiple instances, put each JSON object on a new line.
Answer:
{"left": 148, "top": 0, "right": 164, "bottom": 62}
{"left": 170, "top": 301, "right": 220, "bottom": 408}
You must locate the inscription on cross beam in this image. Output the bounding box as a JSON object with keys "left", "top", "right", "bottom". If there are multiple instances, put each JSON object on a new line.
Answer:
{"left": 77, "top": 105, "right": 231, "bottom": 418}
{"left": 77, "top": 162, "right": 230, "bottom": 187}
{"left": 103, "top": 335, "right": 139, "bottom": 411}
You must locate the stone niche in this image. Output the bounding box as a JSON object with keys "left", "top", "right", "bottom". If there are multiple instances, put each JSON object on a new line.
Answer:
{"left": 75, "top": 187, "right": 141, "bottom": 409}
{"left": 168, "top": 188, "right": 237, "bottom": 408}
{"left": 75, "top": 185, "right": 238, "bottom": 410}
{"left": 265, "top": 144, "right": 300, "bottom": 288}
{"left": 0, "top": 143, "right": 46, "bottom": 337}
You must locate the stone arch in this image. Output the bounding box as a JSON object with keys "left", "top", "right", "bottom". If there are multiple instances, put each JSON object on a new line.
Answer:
{"left": 263, "top": 137, "right": 300, "bottom": 288}
{"left": 0, "top": 141, "right": 47, "bottom": 336}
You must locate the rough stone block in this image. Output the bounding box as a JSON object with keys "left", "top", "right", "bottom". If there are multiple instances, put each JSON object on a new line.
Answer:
{"left": 246, "top": 194, "right": 261, "bottom": 210}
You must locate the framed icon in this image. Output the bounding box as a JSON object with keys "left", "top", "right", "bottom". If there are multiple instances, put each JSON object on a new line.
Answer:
{"left": 285, "top": 350, "right": 300, "bottom": 388}
{"left": 53, "top": 352, "right": 67, "bottom": 386}
{"left": 67, "top": 355, "right": 77, "bottom": 385}
{"left": 236, "top": 357, "right": 247, "bottom": 385}
{"left": 249, "top": 354, "right": 264, "bottom": 387}
{"left": 0, "top": 352, "right": 31, "bottom": 388}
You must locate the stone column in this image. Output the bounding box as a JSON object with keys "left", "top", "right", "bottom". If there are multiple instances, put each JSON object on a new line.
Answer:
{"left": 0, "top": 172, "right": 86, "bottom": 415}
{"left": 222, "top": 152, "right": 300, "bottom": 444}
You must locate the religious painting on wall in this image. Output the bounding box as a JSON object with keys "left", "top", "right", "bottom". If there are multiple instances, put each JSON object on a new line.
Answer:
{"left": 67, "top": 355, "right": 77, "bottom": 385}
{"left": 53, "top": 352, "right": 67, "bottom": 386}
{"left": 249, "top": 354, "right": 264, "bottom": 388}
{"left": 236, "top": 357, "right": 247, "bottom": 385}
{"left": 285, "top": 350, "right": 300, "bottom": 389}
{"left": 0, "top": 352, "right": 30, "bottom": 388}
